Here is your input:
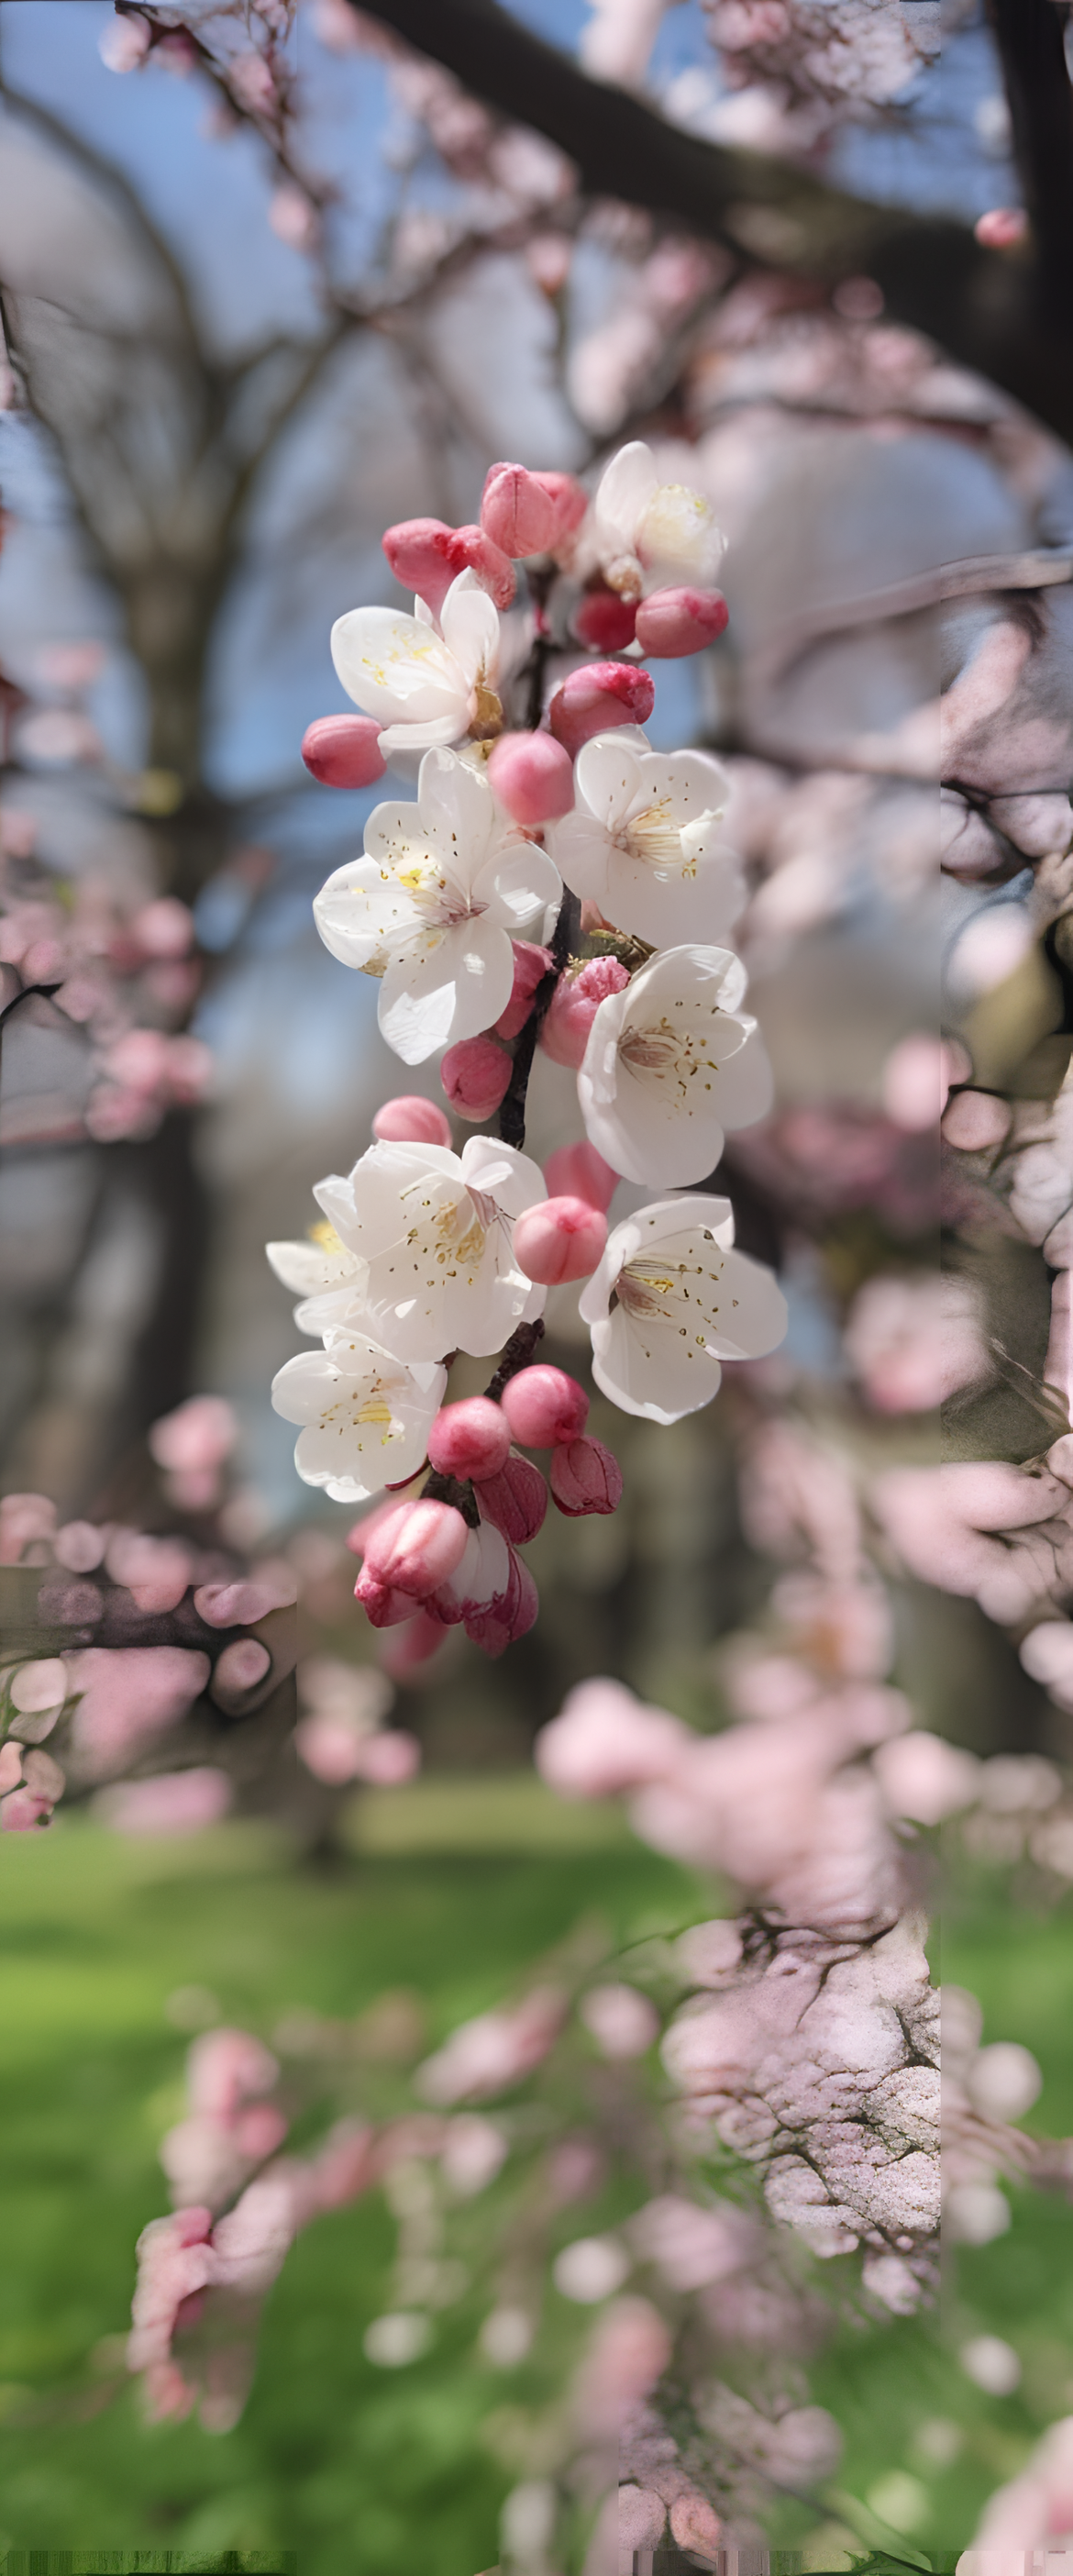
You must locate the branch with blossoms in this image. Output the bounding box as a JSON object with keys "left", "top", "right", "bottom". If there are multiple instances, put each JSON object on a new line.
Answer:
{"left": 267, "top": 442, "right": 788, "bottom": 1664}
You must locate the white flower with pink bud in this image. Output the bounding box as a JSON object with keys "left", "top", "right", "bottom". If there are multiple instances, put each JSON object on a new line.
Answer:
{"left": 314, "top": 747, "right": 559, "bottom": 1064}
{"left": 304, "top": 1134, "right": 548, "bottom": 1360}
{"left": 330, "top": 572, "right": 504, "bottom": 757}
{"left": 592, "top": 439, "right": 725, "bottom": 601}
{"left": 578, "top": 944, "right": 773, "bottom": 1187}
{"left": 580, "top": 1194, "right": 789, "bottom": 1423}
{"left": 550, "top": 734, "right": 743, "bottom": 948}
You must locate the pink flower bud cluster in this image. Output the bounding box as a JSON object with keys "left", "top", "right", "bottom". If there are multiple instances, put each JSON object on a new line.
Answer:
{"left": 348, "top": 1362, "right": 622, "bottom": 1664}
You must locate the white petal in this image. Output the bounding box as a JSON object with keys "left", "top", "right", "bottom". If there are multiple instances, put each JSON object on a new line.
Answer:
{"left": 331, "top": 606, "right": 469, "bottom": 726}
{"left": 439, "top": 575, "right": 500, "bottom": 685}
{"left": 314, "top": 853, "right": 433, "bottom": 972}
{"left": 603, "top": 845, "right": 746, "bottom": 948}
{"left": 418, "top": 745, "right": 497, "bottom": 880}
{"left": 595, "top": 440, "right": 658, "bottom": 550}
{"left": 266, "top": 1238, "right": 360, "bottom": 1295}
{"left": 547, "top": 811, "right": 614, "bottom": 908}
{"left": 472, "top": 838, "right": 563, "bottom": 929}
{"left": 631, "top": 749, "right": 730, "bottom": 822}
{"left": 575, "top": 735, "right": 644, "bottom": 832}
{"left": 378, "top": 711, "right": 470, "bottom": 754}
{"left": 378, "top": 917, "right": 514, "bottom": 1064}
{"left": 590, "top": 1301, "right": 724, "bottom": 1424}
{"left": 577, "top": 948, "right": 756, "bottom": 1185}
{"left": 459, "top": 1133, "right": 547, "bottom": 1219}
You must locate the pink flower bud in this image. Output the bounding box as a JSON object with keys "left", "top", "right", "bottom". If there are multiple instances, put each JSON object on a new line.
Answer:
{"left": 531, "top": 471, "right": 588, "bottom": 544}
{"left": 501, "top": 1365, "right": 589, "bottom": 1449}
{"left": 345, "top": 1495, "right": 408, "bottom": 1560}
{"left": 573, "top": 584, "right": 637, "bottom": 652}
{"left": 1, "top": 1785, "right": 54, "bottom": 1831}
{"left": 548, "top": 661, "right": 655, "bottom": 759}
{"left": 543, "top": 1140, "right": 617, "bottom": 1212}
{"left": 355, "top": 1571, "right": 430, "bottom": 1629}
{"left": 427, "top": 1397, "right": 511, "bottom": 1483}
{"left": 487, "top": 732, "right": 573, "bottom": 827}
{"left": 372, "top": 1094, "right": 453, "bottom": 1147}
{"left": 301, "top": 714, "right": 387, "bottom": 789}
{"left": 549, "top": 1435, "right": 623, "bottom": 1516}
{"left": 514, "top": 1196, "right": 607, "bottom": 1286}
{"left": 476, "top": 1452, "right": 548, "bottom": 1543}
{"left": 540, "top": 956, "right": 629, "bottom": 1069}
{"left": 440, "top": 1035, "right": 512, "bottom": 1122}
{"left": 382, "top": 516, "right": 458, "bottom": 613}
{"left": 494, "top": 939, "right": 553, "bottom": 1038}
{"left": 634, "top": 585, "right": 728, "bottom": 658}
{"left": 442, "top": 523, "right": 516, "bottom": 609}
{"left": 975, "top": 206, "right": 1028, "bottom": 248}
{"left": 363, "top": 1498, "right": 470, "bottom": 1597}
{"left": 378, "top": 1607, "right": 448, "bottom": 1676}
{"left": 480, "top": 461, "right": 558, "bottom": 559}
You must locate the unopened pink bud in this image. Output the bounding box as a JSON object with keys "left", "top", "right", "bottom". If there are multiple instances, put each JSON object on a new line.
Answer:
{"left": 302, "top": 714, "right": 387, "bottom": 788}
{"left": 382, "top": 516, "right": 457, "bottom": 613}
{"left": 548, "top": 661, "right": 655, "bottom": 759}
{"left": 364, "top": 1498, "right": 470, "bottom": 1597}
{"left": 975, "top": 206, "right": 1028, "bottom": 249}
{"left": 500, "top": 1365, "right": 589, "bottom": 1449}
{"left": 440, "top": 1035, "right": 512, "bottom": 1122}
{"left": 514, "top": 1196, "right": 607, "bottom": 1286}
{"left": 372, "top": 1094, "right": 453, "bottom": 1147}
{"left": 549, "top": 1435, "right": 622, "bottom": 1516}
{"left": 531, "top": 471, "right": 588, "bottom": 543}
{"left": 495, "top": 940, "right": 552, "bottom": 1038}
{"left": 443, "top": 523, "right": 516, "bottom": 609}
{"left": 345, "top": 1495, "right": 406, "bottom": 1560}
{"left": 476, "top": 1452, "right": 548, "bottom": 1543}
{"left": 481, "top": 462, "right": 558, "bottom": 559}
{"left": 543, "top": 1140, "right": 617, "bottom": 1213}
{"left": 487, "top": 732, "right": 574, "bottom": 827}
{"left": 427, "top": 1397, "right": 511, "bottom": 1483}
{"left": 354, "top": 1571, "right": 425, "bottom": 1629}
{"left": 573, "top": 584, "right": 637, "bottom": 652}
{"left": 635, "top": 585, "right": 728, "bottom": 658}
{"left": 540, "top": 956, "right": 629, "bottom": 1069}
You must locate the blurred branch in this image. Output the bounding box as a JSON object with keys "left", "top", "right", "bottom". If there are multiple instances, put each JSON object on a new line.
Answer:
{"left": 0, "top": 73, "right": 202, "bottom": 354}
{"left": 352, "top": 0, "right": 1073, "bottom": 442}
{"left": 989, "top": 0, "right": 1073, "bottom": 333}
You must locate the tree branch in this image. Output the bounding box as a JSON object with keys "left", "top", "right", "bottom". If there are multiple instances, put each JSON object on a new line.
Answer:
{"left": 351, "top": 0, "right": 1073, "bottom": 442}
{"left": 989, "top": 0, "right": 1073, "bottom": 334}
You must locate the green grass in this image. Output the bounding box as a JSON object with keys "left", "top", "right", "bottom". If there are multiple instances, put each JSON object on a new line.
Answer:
{"left": 0, "top": 1810, "right": 693, "bottom": 2573}
{"left": 1, "top": 1815, "right": 1071, "bottom": 2570}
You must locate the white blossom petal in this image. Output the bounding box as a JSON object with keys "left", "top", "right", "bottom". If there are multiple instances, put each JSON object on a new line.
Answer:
{"left": 578, "top": 945, "right": 770, "bottom": 1187}
{"left": 331, "top": 605, "right": 471, "bottom": 732}
{"left": 379, "top": 913, "right": 515, "bottom": 1063}
{"left": 265, "top": 1233, "right": 364, "bottom": 1299}
{"left": 311, "top": 1138, "right": 548, "bottom": 1362}
{"left": 595, "top": 440, "right": 658, "bottom": 557}
{"left": 271, "top": 1338, "right": 446, "bottom": 1503}
{"left": 579, "top": 1195, "right": 787, "bottom": 1423}
{"left": 552, "top": 743, "right": 742, "bottom": 948}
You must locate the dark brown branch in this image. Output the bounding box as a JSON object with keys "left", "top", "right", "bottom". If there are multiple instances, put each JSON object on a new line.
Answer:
{"left": 498, "top": 891, "right": 581, "bottom": 1153}
{"left": 989, "top": 0, "right": 1073, "bottom": 333}
{"left": 352, "top": 0, "right": 1073, "bottom": 442}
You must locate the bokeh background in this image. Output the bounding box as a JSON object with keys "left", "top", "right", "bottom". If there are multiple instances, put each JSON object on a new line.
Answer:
{"left": 1, "top": 3, "right": 1072, "bottom": 2569}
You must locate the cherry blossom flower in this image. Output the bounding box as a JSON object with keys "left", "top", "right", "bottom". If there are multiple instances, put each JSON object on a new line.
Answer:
{"left": 550, "top": 734, "right": 743, "bottom": 947}
{"left": 307, "top": 1134, "right": 548, "bottom": 1360}
{"left": 578, "top": 943, "right": 772, "bottom": 1185}
{"left": 266, "top": 1222, "right": 366, "bottom": 1318}
{"left": 579, "top": 1195, "right": 788, "bottom": 1422}
{"left": 330, "top": 572, "right": 503, "bottom": 758}
{"left": 591, "top": 439, "right": 725, "bottom": 600}
{"left": 313, "top": 748, "right": 560, "bottom": 1063}
{"left": 271, "top": 1333, "right": 448, "bottom": 1502}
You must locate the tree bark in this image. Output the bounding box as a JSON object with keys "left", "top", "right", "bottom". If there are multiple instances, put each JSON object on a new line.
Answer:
{"left": 353, "top": 0, "right": 1073, "bottom": 443}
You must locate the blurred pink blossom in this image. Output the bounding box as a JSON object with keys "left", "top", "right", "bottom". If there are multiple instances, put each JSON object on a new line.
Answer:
{"left": 68, "top": 1646, "right": 211, "bottom": 1777}
{"left": 415, "top": 1987, "right": 566, "bottom": 2104}
{"left": 846, "top": 1271, "right": 990, "bottom": 1413}
{"left": 94, "top": 1770, "right": 233, "bottom": 1837}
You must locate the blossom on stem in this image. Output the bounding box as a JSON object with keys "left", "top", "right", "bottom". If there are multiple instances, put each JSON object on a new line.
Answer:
{"left": 548, "top": 664, "right": 655, "bottom": 759}
{"left": 381, "top": 518, "right": 514, "bottom": 616}
{"left": 480, "top": 461, "right": 558, "bottom": 558}
{"left": 549, "top": 1435, "right": 622, "bottom": 1515}
{"left": 440, "top": 1034, "right": 512, "bottom": 1121}
{"left": 307, "top": 1134, "right": 548, "bottom": 1360}
{"left": 426, "top": 1396, "right": 511, "bottom": 1482}
{"left": 271, "top": 1334, "right": 447, "bottom": 1503}
{"left": 500, "top": 1363, "right": 589, "bottom": 1447}
{"left": 488, "top": 731, "right": 574, "bottom": 828}
{"left": 592, "top": 439, "right": 725, "bottom": 599}
{"left": 301, "top": 714, "right": 386, "bottom": 788}
{"left": 550, "top": 735, "right": 743, "bottom": 949}
{"left": 514, "top": 1196, "right": 607, "bottom": 1286}
{"left": 580, "top": 1195, "right": 788, "bottom": 1423}
{"left": 578, "top": 943, "right": 772, "bottom": 1186}
{"left": 330, "top": 573, "right": 504, "bottom": 758}
{"left": 361, "top": 1497, "right": 470, "bottom": 1596}
{"left": 635, "top": 586, "right": 728, "bottom": 658}
{"left": 540, "top": 956, "right": 629, "bottom": 1071}
{"left": 314, "top": 747, "right": 560, "bottom": 1063}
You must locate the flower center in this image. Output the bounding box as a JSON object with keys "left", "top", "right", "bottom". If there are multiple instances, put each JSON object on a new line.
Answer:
{"left": 614, "top": 1235, "right": 734, "bottom": 1354}
{"left": 618, "top": 1010, "right": 724, "bottom": 1102}
{"left": 619, "top": 797, "right": 693, "bottom": 876}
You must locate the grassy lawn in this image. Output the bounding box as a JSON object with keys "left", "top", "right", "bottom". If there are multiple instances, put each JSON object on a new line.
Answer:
{"left": 0, "top": 1803, "right": 1069, "bottom": 2570}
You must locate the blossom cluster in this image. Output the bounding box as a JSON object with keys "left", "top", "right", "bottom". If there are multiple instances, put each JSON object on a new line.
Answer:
{"left": 271, "top": 442, "right": 788, "bottom": 1659}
